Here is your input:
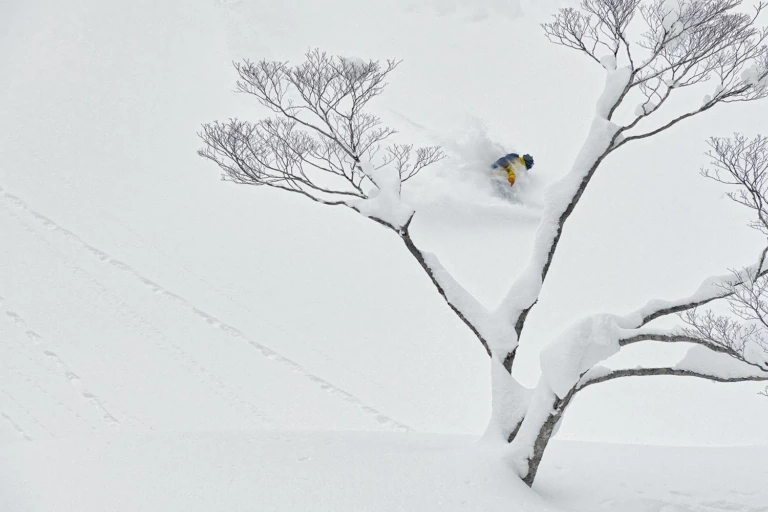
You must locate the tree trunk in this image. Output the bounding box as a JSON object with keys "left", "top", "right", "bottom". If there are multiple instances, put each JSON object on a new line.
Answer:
{"left": 483, "top": 358, "right": 532, "bottom": 444}
{"left": 510, "top": 385, "right": 577, "bottom": 487}
{"left": 521, "top": 404, "right": 563, "bottom": 486}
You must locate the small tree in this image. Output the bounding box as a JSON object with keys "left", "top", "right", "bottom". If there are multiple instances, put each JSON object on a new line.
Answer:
{"left": 200, "top": 0, "right": 768, "bottom": 488}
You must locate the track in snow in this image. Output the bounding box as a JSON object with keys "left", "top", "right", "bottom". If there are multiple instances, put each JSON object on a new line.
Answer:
{"left": 0, "top": 186, "right": 412, "bottom": 433}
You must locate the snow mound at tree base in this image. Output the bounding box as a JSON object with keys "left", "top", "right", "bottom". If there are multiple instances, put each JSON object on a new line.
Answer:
{"left": 2, "top": 431, "right": 766, "bottom": 512}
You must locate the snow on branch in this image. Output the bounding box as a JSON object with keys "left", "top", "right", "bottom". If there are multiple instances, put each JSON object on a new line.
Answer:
{"left": 494, "top": 65, "right": 629, "bottom": 345}
{"left": 537, "top": 218, "right": 768, "bottom": 400}
{"left": 198, "top": 49, "right": 444, "bottom": 229}
{"left": 582, "top": 330, "right": 768, "bottom": 390}
{"left": 580, "top": 364, "right": 768, "bottom": 390}
{"left": 632, "top": 250, "right": 768, "bottom": 327}
{"left": 539, "top": 314, "right": 625, "bottom": 398}
{"left": 650, "top": 134, "right": 768, "bottom": 372}
{"left": 678, "top": 274, "right": 768, "bottom": 371}
{"left": 537, "top": 259, "right": 768, "bottom": 399}
{"left": 619, "top": 330, "right": 735, "bottom": 354}
{"left": 400, "top": 221, "right": 518, "bottom": 358}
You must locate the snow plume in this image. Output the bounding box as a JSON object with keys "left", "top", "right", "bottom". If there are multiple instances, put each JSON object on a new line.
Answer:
{"left": 404, "top": 119, "right": 521, "bottom": 210}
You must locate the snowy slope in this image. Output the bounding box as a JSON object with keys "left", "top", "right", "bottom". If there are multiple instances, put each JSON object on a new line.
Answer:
{"left": 2, "top": 432, "right": 767, "bottom": 512}
{"left": 0, "top": 187, "right": 410, "bottom": 439}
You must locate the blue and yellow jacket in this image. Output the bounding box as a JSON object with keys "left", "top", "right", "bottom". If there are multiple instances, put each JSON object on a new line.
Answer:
{"left": 492, "top": 153, "right": 534, "bottom": 186}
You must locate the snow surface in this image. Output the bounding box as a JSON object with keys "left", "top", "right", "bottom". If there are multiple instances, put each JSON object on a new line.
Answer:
{"left": 2, "top": 431, "right": 767, "bottom": 512}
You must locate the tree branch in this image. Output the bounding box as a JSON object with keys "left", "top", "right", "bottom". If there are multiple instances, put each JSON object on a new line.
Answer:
{"left": 580, "top": 366, "right": 768, "bottom": 391}
{"left": 619, "top": 331, "right": 734, "bottom": 354}
{"left": 400, "top": 217, "right": 493, "bottom": 357}
{"left": 632, "top": 250, "right": 768, "bottom": 327}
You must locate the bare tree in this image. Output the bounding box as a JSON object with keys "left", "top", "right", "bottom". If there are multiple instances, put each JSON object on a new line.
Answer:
{"left": 199, "top": 50, "right": 445, "bottom": 228}
{"left": 200, "top": 0, "right": 768, "bottom": 490}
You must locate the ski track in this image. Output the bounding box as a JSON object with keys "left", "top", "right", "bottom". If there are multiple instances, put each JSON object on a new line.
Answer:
{"left": 0, "top": 202, "right": 268, "bottom": 430}
{"left": 0, "top": 411, "right": 32, "bottom": 441}
{"left": 0, "top": 186, "right": 413, "bottom": 432}
{"left": 0, "top": 389, "right": 56, "bottom": 441}
{"left": 1, "top": 296, "right": 121, "bottom": 428}
{"left": 2, "top": 347, "right": 94, "bottom": 434}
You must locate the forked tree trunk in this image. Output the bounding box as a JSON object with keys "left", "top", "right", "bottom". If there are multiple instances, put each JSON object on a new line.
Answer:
{"left": 520, "top": 403, "right": 564, "bottom": 486}
{"left": 510, "top": 386, "right": 578, "bottom": 487}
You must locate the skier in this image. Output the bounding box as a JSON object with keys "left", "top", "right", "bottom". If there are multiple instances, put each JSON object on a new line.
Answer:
{"left": 491, "top": 153, "right": 534, "bottom": 187}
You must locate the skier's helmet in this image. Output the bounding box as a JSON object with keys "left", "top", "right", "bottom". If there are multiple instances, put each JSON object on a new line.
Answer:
{"left": 522, "top": 154, "right": 534, "bottom": 170}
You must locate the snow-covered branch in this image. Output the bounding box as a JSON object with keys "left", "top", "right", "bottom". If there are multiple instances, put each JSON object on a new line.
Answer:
{"left": 633, "top": 254, "right": 768, "bottom": 327}
{"left": 508, "top": 342, "right": 767, "bottom": 487}
{"left": 618, "top": 330, "right": 735, "bottom": 354}
{"left": 494, "top": 64, "right": 630, "bottom": 351}
{"left": 400, "top": 221, "right": 495, "bottom": 357}
{"left": 560, "top": 254, "right": 768, "bottom": 384}
{"left": 535, "top": 265, "right": 768, "bottom": 402}
{"left": 579, "top": 365, "right": 768, "bottom": 390}
{"left": 399, "top": 218, "right": 523, "bottom": 359}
